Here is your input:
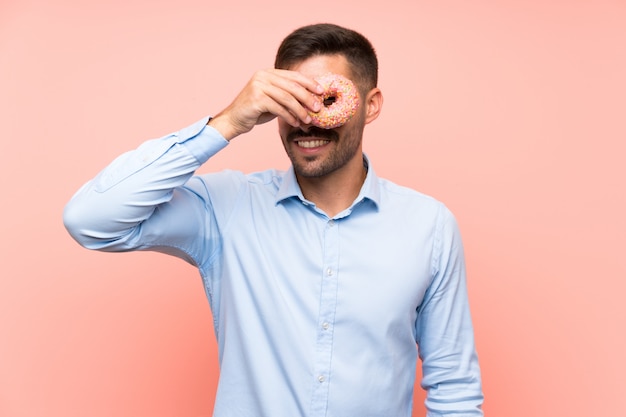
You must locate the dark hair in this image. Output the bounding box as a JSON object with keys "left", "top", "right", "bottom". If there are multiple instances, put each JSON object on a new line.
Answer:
{"left": 275, "top": 23, "right": 378, "bottom": 93}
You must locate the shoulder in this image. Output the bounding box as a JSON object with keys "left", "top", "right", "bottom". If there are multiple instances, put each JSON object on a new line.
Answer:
{"left": 374, "top": 176, "right": 460, "bottom": 233}
{"left": 377, "top": 177, "right": 448, "bottom": 212}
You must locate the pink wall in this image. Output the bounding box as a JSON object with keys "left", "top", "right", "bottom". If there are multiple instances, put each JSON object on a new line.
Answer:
{"left": 2, "top": 0, "right": 625, "bottom": 415}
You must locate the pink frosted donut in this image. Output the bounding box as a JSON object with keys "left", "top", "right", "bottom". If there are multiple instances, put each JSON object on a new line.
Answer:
{"left": 309, "top": 73, "right": 359, "bottom": 129}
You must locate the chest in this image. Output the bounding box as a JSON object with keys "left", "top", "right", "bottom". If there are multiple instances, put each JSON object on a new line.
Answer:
{"left": 220, "top": 199, "right": 435, "bottom": 322}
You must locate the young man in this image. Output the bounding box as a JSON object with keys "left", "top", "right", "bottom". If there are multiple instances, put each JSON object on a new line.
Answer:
{"left": 64, "top": 23, "right": 483, "bottom": 416}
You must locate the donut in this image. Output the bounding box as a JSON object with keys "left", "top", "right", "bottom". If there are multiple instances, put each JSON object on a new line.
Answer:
{"left": 309, "top": 73, "right": 359, "bottom": 129}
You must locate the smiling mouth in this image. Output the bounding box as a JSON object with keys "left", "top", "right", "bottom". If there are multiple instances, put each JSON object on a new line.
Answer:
{"left": 287, "top": 126, "right": 338, "bottom": 145}
{"left": 296, "top": 139, "right": 330, "bottom": 148}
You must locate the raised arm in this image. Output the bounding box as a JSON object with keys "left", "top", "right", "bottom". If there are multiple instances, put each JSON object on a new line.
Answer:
{"left": 63, "top": 69, "right": 324, "bottom": 257}
{"left": 62, "top": 118, "right": 226, "bottom": 254}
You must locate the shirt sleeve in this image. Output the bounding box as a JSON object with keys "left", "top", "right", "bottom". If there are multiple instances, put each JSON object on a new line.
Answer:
{"left": 415, "top": 205, "right": 484, "bottom": 416}
{"left": 63, "top": 116, "right": 229, "bottom": 265}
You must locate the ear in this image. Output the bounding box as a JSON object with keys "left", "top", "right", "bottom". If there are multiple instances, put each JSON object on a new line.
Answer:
{"left": 363, "top": 87, "right": 383, "bottom": 125}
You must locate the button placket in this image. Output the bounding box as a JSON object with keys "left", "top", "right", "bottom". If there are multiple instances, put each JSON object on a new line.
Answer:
{"left": 309, "top": 218, "right": 340, "bottom": 416}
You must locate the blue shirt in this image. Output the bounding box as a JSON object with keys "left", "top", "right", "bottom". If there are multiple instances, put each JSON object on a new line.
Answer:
{"left": 64, "top": 117, "right": 483, "bottom": 417}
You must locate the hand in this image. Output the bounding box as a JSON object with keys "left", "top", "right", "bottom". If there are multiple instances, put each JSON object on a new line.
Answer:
{"left": 208, "top": 69, "right": 324, "bottom": 141}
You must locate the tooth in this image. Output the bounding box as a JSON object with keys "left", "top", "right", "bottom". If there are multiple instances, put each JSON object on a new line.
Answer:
{"left": 298, "top": 140, "right": 329, "bottom": 148}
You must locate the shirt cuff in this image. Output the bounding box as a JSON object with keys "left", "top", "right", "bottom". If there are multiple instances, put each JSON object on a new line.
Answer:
{"left": 178, "top": 116, "right": 229, "bottom": 164}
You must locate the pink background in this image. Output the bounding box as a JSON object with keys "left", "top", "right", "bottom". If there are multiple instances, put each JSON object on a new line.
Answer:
{"left": 2, "top": 0, "right": 625, "bottom": 416}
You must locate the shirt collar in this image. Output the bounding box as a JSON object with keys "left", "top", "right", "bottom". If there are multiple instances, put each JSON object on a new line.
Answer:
{"left": 275, "top": 154, "right": 381, "bottom": 211}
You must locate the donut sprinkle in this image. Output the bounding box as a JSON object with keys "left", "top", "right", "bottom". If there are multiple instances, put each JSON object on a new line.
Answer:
{"left": 309, "top": 73, "right": 359, "bottom": 129}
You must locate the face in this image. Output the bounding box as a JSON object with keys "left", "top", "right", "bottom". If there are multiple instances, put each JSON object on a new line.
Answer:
{"left": 278, "top": 54, "right": 368, "bottom": 179}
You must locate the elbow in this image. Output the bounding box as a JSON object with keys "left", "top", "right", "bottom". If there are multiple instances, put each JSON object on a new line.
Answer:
{"left": 63, "top": 198, "right": 114, "bottom": 250}
{"left": 63, "top": 197, "right": 136, "bottom": 252}
{"left": 63, "top": 199, "right": 93, "bottom": 248}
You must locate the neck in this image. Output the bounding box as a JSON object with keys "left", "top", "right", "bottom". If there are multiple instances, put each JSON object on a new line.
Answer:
{"left": 297, "top": 156, "right": 367, "bottom": 218}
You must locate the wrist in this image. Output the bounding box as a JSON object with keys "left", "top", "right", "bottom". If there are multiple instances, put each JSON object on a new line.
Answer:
{"left": 207, "top": 113, "right": 239, "bottom": 141}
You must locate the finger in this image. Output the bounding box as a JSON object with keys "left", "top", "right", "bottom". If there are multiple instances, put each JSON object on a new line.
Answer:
{"left": 261, "top": 83, "right": 314, "bottom": 125}
{"left": 252, "top": 91, "right": 303, "bottom": 127}
{"left": 266, "top": 70, "right": 324, "bottom": 113}
{"left": 272, "top": 69, "right": 325, "bottom": 95}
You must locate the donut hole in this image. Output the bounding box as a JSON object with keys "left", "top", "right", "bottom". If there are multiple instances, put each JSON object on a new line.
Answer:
{"left": 323, "top": 94, "right": 338, "bottom": 107}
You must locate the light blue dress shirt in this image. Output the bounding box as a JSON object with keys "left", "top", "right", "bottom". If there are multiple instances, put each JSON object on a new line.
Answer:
{"left": 64, "top": 117, "right": 483, "bottom": 416}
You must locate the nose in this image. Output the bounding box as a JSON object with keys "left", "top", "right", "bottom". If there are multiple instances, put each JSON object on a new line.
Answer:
{"left": 299, "top": 122, "right": 313, "bottom": 132}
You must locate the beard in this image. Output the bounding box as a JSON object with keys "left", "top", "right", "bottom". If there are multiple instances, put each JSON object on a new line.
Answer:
{"left": 283, "top": 125, "right": 363, "bottom": 178}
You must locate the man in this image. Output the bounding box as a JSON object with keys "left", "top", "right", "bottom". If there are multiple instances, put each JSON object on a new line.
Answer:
{"left": 64, "top": 23, "right": 483, "bottom": 416}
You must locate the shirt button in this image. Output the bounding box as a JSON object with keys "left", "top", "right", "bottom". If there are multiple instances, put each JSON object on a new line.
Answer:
{"left": 328, "top": 220, "right": 335, "bottom": 227}
{"left": 326, "top": 268, "right": 333, "bottom": 276}
{"left": 322, "top": 322, "right": 330, "bottom": 330}
{"left": 318, "top": 375, "right": 325, "bottom": 383}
